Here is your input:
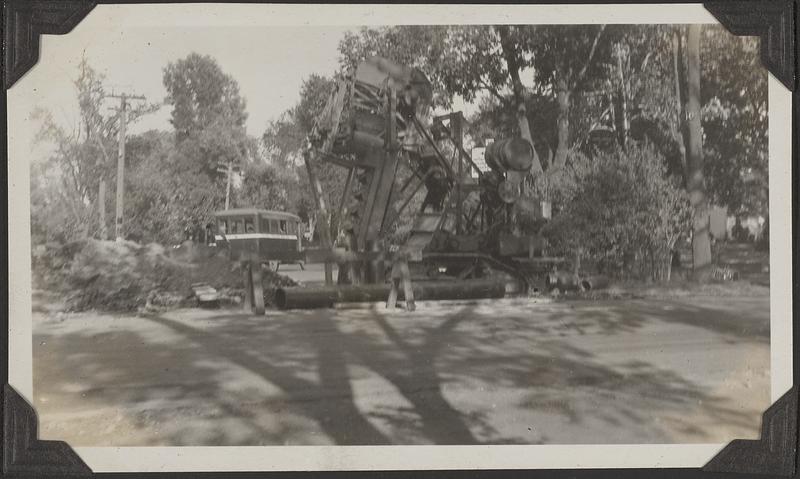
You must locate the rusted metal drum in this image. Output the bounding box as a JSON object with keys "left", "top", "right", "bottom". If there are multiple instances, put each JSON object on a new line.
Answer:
{"left": 485, "top": 138, "right": 535, "bottom": 173}
{"left": 580, "top": 275, "right": 610, "bottom": 291}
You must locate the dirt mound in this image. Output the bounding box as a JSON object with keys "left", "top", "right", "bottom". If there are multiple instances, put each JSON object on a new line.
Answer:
{"left": 62, "top": 240, "right": 192, "bottom": 311}
{"left": 34, "top": 239, "right": 296, "bottom": 312}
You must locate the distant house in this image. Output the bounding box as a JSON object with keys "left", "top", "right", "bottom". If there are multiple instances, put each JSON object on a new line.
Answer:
{"left": 727, "top": 215, "right": 765, "bottom": 242}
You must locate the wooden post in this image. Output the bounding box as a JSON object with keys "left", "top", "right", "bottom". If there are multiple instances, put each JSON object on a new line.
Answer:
{"left": 400, "top": 260, "right": 415, "bottom": 311}
{"left": 242, "top": 261, "right": 253, "bottom": 312}
{"left": 387, "top": 255, "right": 415, "bottom": 311}
{"left": 250, "top": 260, "right": 265, "bottom": 315}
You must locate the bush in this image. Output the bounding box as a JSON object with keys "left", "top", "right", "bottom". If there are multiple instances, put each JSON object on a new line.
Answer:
{"left": 542, "top": 143, "right": 691, "bottom": 281}
{"left": 31, "top": 241, "right": 86, "bottom": 290}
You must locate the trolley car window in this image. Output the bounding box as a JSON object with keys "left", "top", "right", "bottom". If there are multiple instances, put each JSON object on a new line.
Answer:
{"left": 231, "top": 219, "right": 243, "bottom": 234}
{"left": 245, "top": 217, "right": 255, "bottom": 233}
{"left": 279, "top": 220, "right": 287, "bottom": 234}
{"left": 269, "top": 220, "right": 278, "bottom": 234}
{"left": 218, "top": 220, "right": 227, "bottom": 234}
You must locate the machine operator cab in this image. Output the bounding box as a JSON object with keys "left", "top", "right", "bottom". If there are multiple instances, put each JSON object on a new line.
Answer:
{"left": 213, "top": 208, "right": 304, "bottom": 265}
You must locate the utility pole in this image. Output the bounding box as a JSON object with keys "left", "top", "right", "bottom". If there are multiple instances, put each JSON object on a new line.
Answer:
{"left": 108, "top": 93, "right": 146, "bottom": 241}
{"left": 98, "top": 181, "right": 107, "bottom": 239}
{"left": 225, "top": 160, "right": 233, "bottom": 210}
{"left": 450, "top": 112, "right": 463, "bottom": 235}
{"left": 215, "top": 160, "right": 237, "bottom": 210}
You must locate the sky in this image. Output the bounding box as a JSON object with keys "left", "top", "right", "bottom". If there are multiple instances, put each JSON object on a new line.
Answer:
{"left": 7, "top": 3, "right": 719, "bottom": 165}
{"left": 8, "top": 21, "right": 352, "bottom": 164}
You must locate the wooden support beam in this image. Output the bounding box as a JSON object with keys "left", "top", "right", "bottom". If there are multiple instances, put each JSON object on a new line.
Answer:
{"left": 251, "top": 261, "right": 265, "bottom": 315}
{"left": 303, "top": 149, "right": 334, "bottom": 285}
{"left": 412, "top": 116, "right": 455, "bottom": 179}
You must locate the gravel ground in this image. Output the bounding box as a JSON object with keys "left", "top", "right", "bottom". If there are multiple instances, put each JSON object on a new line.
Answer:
{"left": 33, "top": 288, "right": 769, "bottom": 446}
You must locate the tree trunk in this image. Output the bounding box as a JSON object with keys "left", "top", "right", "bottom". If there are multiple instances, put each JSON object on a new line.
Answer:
{"left": 672, "top": 29, "right": 688, "bottom": 179}
{"left": 615, "top": 46, "right": 629, "bottom": 148}
{"left": 554, "top": 76, "right": 571, "bottom": 170}
{"left": 496, "top": 26, "right": 543, "bottom": 175}
{"left": 553, "top": 25, "right": 605, "bottom": 171}
{"left": 685, "top": 25, "right": 712, "bottom": 281}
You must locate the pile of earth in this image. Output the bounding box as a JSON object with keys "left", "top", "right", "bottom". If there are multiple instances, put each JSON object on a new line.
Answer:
{"left": 31, "top": 239, "right": 297, "bottom": 312}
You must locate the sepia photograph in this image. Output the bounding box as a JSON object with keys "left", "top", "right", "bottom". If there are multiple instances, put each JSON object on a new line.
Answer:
{"left": 5, "top": 2, "right": 793, "bottom": 473}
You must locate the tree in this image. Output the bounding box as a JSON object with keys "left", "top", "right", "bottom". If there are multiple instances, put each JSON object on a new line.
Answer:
{"left": 261, "top": 112, "right": 304, "bottom": 169}
{"left": 31, "top": 59, "right": 156, "bottom": 242}
{"left": 234, "top": 161, "right": 301, "bottom": 212}
{"left": 337, "top": 25, "right": 618, "bottom": 175}
{"left": 680, "top": 25, "right": 712, "bottom": 279}
{"left": 524, "top": 25, "right": 610, "bottom": 171}
{"left": 163, "top": 53, "right": 250, "bottom": 178}
{"left": 123, "top": 127, "right": 231, "bottom": 245}
{"left": 260, "top": 75, "right": 349, "bottom": 229}
{"left": 495, "top": 25, "right": 542, "bottom": 173}
{"left": 700, "top": 26, "right": 767, "bottom": 216}
{"left": 543, "top": 143, "right": 691, "bottom": 281}
{"left": 262, "top": 75, "right": 335, "bottom": 168}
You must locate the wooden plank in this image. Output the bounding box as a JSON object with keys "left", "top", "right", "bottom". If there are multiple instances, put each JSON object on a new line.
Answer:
{"left": 251, "top": 261, "right": 265, "bottom": 315}
{"left": 242, "top": 262, "right": 253, "bottom": 311}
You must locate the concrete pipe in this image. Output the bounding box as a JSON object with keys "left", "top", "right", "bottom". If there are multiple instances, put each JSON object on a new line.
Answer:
{"left": 275, "top": 278, "right": 506, "bottom": 310}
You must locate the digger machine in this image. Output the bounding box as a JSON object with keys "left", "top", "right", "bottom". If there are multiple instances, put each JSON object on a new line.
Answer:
{"left": 265, "top": 56, "right": 575, "bottom": 310}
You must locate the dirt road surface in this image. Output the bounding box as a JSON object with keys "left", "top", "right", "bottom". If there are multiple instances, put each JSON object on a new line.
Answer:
{"left": 33, "top": 287, "right": 769, "bottom": 446}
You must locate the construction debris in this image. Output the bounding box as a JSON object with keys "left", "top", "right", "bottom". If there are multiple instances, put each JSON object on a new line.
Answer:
{"left": 33, "top": 238, "right": 296, "bottom": 313}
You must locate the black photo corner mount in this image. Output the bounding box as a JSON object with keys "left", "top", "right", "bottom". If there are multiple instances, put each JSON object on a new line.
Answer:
{"left": 701, "top": 1, "right": 799, "bottom": 475}
{"left": 703, "top": 386, "right": 798, "bottom": 476}
{"left": 704, "top": 0, "right": 797, "bottom": 91}
{"left": 3, "top": 0, "right": 97, "bottom": 89}
{"left": 2, "top": 384, "right": 92, "bottom": 476}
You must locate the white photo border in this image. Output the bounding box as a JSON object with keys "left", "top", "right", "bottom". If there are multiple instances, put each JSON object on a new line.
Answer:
{"left": 6, "top": 2, "right": 793, "bottom": 472}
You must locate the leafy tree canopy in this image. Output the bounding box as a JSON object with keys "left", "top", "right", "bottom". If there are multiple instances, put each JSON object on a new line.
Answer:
{"left": 163, "top": 53, "right": 250, "bottom": 176}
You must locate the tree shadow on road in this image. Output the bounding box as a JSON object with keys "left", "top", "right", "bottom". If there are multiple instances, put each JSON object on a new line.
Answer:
{"left": 334, "top": 309, "right": 484, "bottom": 444}
{"left": 542, "top": 298, "right": 769, "bottom": 342}
{"left": 143, "top": 312, "right": 391, "bottom": 445}
{"left": 33, "top": 297, "right": 768, "bottom": 446}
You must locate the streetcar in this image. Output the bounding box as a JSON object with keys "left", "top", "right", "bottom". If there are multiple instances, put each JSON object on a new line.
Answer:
{"left": 213, "top": 208, "right": 304, "bottom": 265}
